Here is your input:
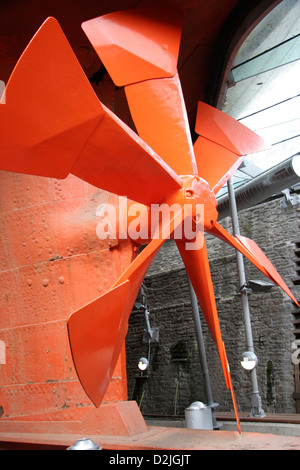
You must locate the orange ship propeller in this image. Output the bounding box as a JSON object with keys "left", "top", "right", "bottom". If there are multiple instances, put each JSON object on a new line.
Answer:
{"left": 0, "top": 8, "right": 298, "bottom": 433}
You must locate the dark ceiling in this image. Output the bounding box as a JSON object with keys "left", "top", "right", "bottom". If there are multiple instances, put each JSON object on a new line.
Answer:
{"left": 0, "top": 0, "right": 282, "bottom": 139}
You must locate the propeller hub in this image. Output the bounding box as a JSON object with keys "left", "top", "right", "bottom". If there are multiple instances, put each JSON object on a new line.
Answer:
{"left": 121, "top": 176, "right": 218, "bottom": 245}
{"left": 179, "top": 175, "right": 218, "bottom": 231}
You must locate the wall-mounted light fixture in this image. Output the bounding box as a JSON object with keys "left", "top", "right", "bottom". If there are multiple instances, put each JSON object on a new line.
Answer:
{"left": 241, "top": 351, "right": 258, "bottom": 371}
{"left": 241, "top": 279, "right": 274, "bottom": 294}
{"left": 138, "top": 357, "right": 149, "bottom": 371}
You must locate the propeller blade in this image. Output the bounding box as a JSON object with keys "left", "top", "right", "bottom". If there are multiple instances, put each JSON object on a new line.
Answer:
{"left": 193, "top": 136, "right": 244, "bottom": 195}
{"left": 0, "top": 16, "right": 182, "bottom": 206}
{"left": 195, "top": 101, "right": 268, "bottom": 156}
{"left": 209, "top": 223, "right": 300, "bottom": 307}
{"left": 82, "top": 8, "right": 198, "bottom": 177}
{"left": 124, "top": 74, "right": 198, "bottom": 177}
{"left": 71, "top": 104, "right": 183, "bottom": 205}
{"left": 68, "top": 205, "right": 184, "bottom": 406}
{"left": 194, "top": 102, "right": 268, "bottom": 194}
{"left": 67, "top": 280, "right": 131, "bottom": 407}
{"left": 176, "top": 237, "right": 241, "bottom": 433}
{"left": 81, "top": 7, "right": 183, "bottom": 86}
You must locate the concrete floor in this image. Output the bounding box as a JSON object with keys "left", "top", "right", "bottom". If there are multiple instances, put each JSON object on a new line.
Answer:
{"left": 145, "top": 415, "right": 300, "bottom": 437}
{"left": 1, "top": 421, "right": 300, "bottom": 450}
{"left": 1, "top": 426, "right": 300, "bottom": 450}
{"left": 1, "top": 412, "right": 300, "bottom": 450}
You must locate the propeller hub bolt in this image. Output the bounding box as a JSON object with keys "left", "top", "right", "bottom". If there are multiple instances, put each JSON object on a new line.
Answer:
{"left": 185, "top": 189, "right": 194, "bottom": 198}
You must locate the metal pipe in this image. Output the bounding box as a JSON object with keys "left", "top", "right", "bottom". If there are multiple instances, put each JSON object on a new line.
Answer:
{"left": 227, "top": 177, "right": 265, "bottom": 417}
{"left": 187, "top": 277, "right": 220, "bottom": 428}
{"left": 218, "top": 153, "right": 300, "bottom": 217}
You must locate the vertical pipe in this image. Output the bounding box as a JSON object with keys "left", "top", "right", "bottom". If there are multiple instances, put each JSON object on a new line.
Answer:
{"left": 187, "top": 277, "right": 220, "bottom": 428}
{"left": 227, "top": 177, "right": 265, "bottom": 417}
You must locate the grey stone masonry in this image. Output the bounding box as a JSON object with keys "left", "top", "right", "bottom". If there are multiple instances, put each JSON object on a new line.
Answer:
{"left": 125, "top": 196, "right": 300, "bottom": 416}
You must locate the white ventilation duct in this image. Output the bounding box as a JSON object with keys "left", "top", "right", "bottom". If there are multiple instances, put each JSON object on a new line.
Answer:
{"left": 217, "top": 153, "right": 300, "bottom": 218}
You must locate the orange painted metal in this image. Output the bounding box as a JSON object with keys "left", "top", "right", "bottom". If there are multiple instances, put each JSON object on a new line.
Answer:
{"left": 176, "top": 238, "right": 240, "bottom": 431}
{"left": 195, "top": 101, "right": 268, "bottom": 156}
{"left": 68, "top": 204, "right": 184, "bottom": 407}
{"left": 0, "top": 6, "right": 298, "bottom": 437}
{"left": 0, "top": 171, "right": 135, "bottom": 422}
{"left": 0, "top": 401, "right": 148, "bottom": 438}
{"left": 81, "top": 7, "right": 183, "bottom": 87}
{"left": 236, "top": 234, "right": 300, "bottom": 306}
{"left": 193, "top": 137, "right": 245, "bottom": 195}
{"left": 0, "top": 17, "right": 182, "bottom": 207}
{"left": 83, "top": 7, "right": 197, "bottom": 177}
{"left": 209, "top": 223, "right": 300, "bottom": 307}
{"left": 67, "top": 281, "right": 131, "bottom": 408}
{"left": 2, "top": 421, "right": 300, "bottom": 450}
{"left": 194, "top": 101, "right": 268, "bottom": 194}
{"left": 124, "top": 75, "right": 198, "bottom": 177}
